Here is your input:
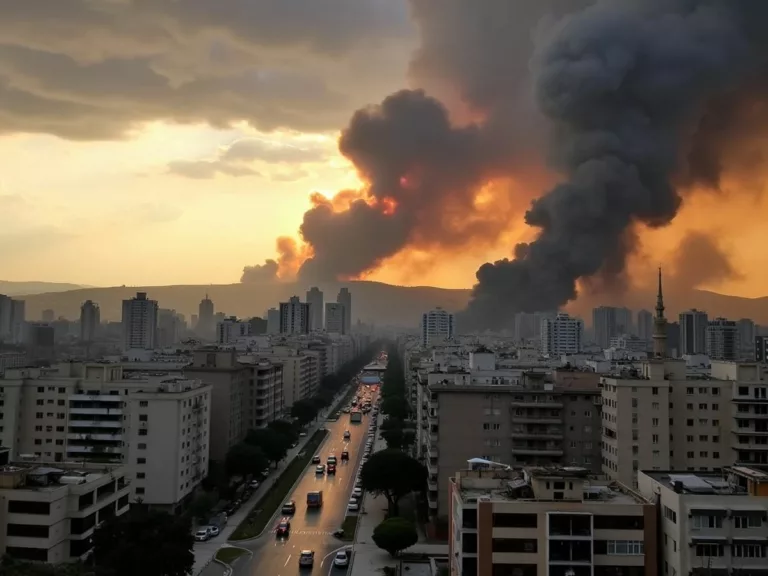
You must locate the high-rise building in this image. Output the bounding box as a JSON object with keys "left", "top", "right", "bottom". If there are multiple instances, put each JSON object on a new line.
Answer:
{"left": 306, "top": 287, "right": 324, "bottom": 331}
{"left": 541, "top": 312, "right": 583, "bottom": 355}
{"left": 279, "top": 296, "right": 310, "bottom": 335}
{"left": 197, "top": 294, "right": 214, "bottom": 339}
{"left": 216, "top": 317, "right": 252, "bottom": 344}
{"left": 421, "top": 307, "right": 455, "bottom": 347}
{"left": 80, "top": 300, "right": 100, "bottom": 341}
{"left": 513, "top": 311, "right": 556, "bottom": 341}
{"left": 248, "top": 316, "right": 267, "bottom": 335}
{"left": 636, "top": 308, "right": 653, "bottom": 342}
{"left": 592, "top": 306, "right": 632, "bottom": 349}
{"left": 0, "top": 295, "right": 11, "bottom": 341}
{"left": 707, "top": 317, "right": 740, "bottom": 360}
{"left": 336, "top": 287, "right": 352, "bottom": 335}
{"left": 121, "top": 292, "right": 158, "bottom": 351}
{"left": 266, "top": 308, "right": 280, "bottom": 334}
{"left": 41, "top": 309, "right": 55, "bottom": 323}
{"left": 325, "top": 302, "right": 346, "bottom": 334}
{"left": 157, "top": 308, "right": 182, "bottom": 348}
{"left": 737, "top": 318, "right": 756, "bottom": 359}
{"left": 679, "top": 308, "right": 708, "bottom": 355}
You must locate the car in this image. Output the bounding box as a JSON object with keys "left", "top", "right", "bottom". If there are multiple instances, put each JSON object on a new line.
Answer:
{"left": 355, "top": 478, "right": 362, "bottom": 487}
{"left": 327, "top": 455, "right": 337, "bottom": 465}
{"left": 341, "top": 450, "right": 349, "bottom": 461}
{"left": 249, "top": 479, "right": 260, "bottom": 489}
{"left": 316, "top": 465, "right": 325, "bottom": 475}
{"left": 352, "top": 487, "right": 363, "bottom": 497}
{"left": 281, "top": 500, "right": 296, "bottom": 514}
{"left": 348, "top": 501, "right": 359, "bottom": 512}
{"left": 194, "top": 528, "right": 210, "bottom": 541}
{"left": 343, "top": 430, "right": 351, "bottom": 440}
{"left": 208, "top": 525, "right": 220, "bottom": 537}
{"left": 327, "top": 463, "right": 337, "bottom": 474}
{"left": 299, "top": 432, "right": 308, "bottom": 437}
{"left": 333, "top": 551, "right": 349, "bottom": 567}
{"left": 299, "top": 550, "right": 315, "bottom": 566}
{"left": 312, "top": 455, "right": 321, "bottom": 464}
{"left": 276, "top": 518, "right": 291, "bottom": 537}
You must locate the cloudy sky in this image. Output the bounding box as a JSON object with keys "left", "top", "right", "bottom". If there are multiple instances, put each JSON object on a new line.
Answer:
{"left": 1, "top": 0, "right": 766, "bottom": 299}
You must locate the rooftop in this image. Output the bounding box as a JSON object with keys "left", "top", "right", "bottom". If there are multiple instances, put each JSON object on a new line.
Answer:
{"left": 0, "top": 461, "right": 123, "bottom": 492}
{"left": 641, "top": 468, "right": 768, "bottom": 496}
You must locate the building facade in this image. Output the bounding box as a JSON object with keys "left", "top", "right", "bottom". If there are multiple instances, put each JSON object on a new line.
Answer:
{"left": 679, "top": 309, "right": 708, "bottom": 355}
{"left": 79, "top": 300, "right": 100, "bottom": 342}
{"left": 541, "top": 313, "right": 583, "bottom": 355}
{"left": 337, "top": 288, "right": 352, "bottom": 335}
{"left": 706, "top": 317, "right": 740, "bottom": 361}
{"left": 216, "top": 317, "right": 252, "bottom": 344}
{"left": 325, "top": 303, "right": 346, "bottom": 335}
{"left": 279, "top": 297, "right": 310, "bottom": 335}
{"left": 121, "top": 292, "right": 158, "bottom": 351}
{"left": 306, "top": 287, "right": 324, "bottom": 332}
{"left": 421, "top": 308, "right": 456, "bottom": 347}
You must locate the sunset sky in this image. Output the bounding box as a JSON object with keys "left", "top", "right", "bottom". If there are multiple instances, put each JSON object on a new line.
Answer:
{"left": 1, "top": 1, "right": 767, "bottom": 299}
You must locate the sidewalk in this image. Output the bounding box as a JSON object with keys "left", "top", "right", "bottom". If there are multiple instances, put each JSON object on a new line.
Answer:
{"left": 192, "top": 396, "right": 341, "bottom": 575}
{"left": 350, "top": 414, "right": 447, "bottom": 576}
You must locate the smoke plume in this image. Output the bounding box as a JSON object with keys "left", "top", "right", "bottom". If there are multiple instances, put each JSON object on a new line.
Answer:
{"left": 669, "top": 232, "right": 742, "bottom": 292}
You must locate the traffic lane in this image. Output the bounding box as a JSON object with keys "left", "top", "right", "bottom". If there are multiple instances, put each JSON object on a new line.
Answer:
{"left": 243, "top": 411, "right": 373, "bottom": 576}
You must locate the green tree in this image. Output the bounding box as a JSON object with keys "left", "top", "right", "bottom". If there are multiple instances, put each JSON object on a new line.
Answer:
{"left": 188, "top": 492, "right": 218, "bottom": 522}
{"left": 360, "top": 449, "right": 427, "bottom": 516}
{"left": 267, "top": 419, "right": 298, "bottom": 444}
{"left": 225, "top": 442, "right": 268, "bottom": 478}
{"left": 372, "top": 517, "right": 418, "bottom": 557}
{"left": 381, "top": 395, "right": 409, "bottom": 420}
{"left": 0, "top": 557, "right": 96, "bottom": 576}
{"left": 92, "top": 508, "right": 193, "bottom": 576}
{"left": 291, "top": 399, "right": 318, "bottom": 426}
{"left": 381, "top": 427, "right": 415, "bottom": 451}
{"left": 245, "top": 428, "right": 290, "bottom": 467}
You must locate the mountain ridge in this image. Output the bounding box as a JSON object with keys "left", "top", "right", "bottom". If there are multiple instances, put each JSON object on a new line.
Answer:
{"left": 10, "top": 280, "right": 768, "bottom": 328}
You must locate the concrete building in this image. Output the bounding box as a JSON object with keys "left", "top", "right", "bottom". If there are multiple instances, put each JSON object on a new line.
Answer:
{"left": 216, "top": 317, "right": 251, "bottom": 344}
{"left": 0, "top": 364, "right": 212, "bottom": 512}
{"left": 679, "top": 309, "right": 708, "bottom": 355}
{"left": 737, "top": 318, "right": 756, "bottom": 360}
{"left": 707, "top": 317, "right": 740, "bottom": 361}
{"left": 638, "top": 467, "right": 768, "bottom": 576}
{"left": 306, "top": 287, "right": 324, "bottom": 332}
{"left": 266, "top": 308, "right": 280, "bottom": 335}
{"left": 514, "top": 312, "right": 556, "bottom": 342}
{"left": 0, "top": 352, "right": 26, "bottom": 375}
{"left": 79, "top": 300, "right": 100, "bottom": 342}
{"left": 236, "top": 358, "right": 284, "bottom": 427}
{"left": 157, "top": 308, "right": 183, "bottom": 348}
{"left": 121, "top": 292, "right": 158, "bottom": 351}
{"left": 325, "top": 303, "right": 346, "bottom": 335}
{"left": 756, "top": 335, "right": 768, "bottom": 363}
{"left": 541, "top": 313, "right": 583, "bottom": 356}
{"left": 249, "top": 347, "right": 316, "bottom": 409}
{"left": 637, "top": 309, "right": 653, "bottom": 342}
{"left": 609, "top": 334, "right": 648, "bottom": 352}
{"left": 593, "top": 307, "right": 633, "bottom": 349}
{"left": 420, "top": 371, "right": 602, "bottom": 518}
{"left": 0, "top": 460, "right": 131, "bottom": 563}
{"left": 337, "top": 287, "right": 352, "bottom": 335}
{"left": 279, "top": 296, "right": 310, "bottom": 335}
{"left": 197, "top": 295, "right": 215, "bottom": 340}
{"left": 421, "top": 308, "right": 456, "bottom": 347}
{"left": 449, "top": 465, "right": 655, "bottom": 576}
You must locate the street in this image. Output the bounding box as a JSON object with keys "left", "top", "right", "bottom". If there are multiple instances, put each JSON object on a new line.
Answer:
{"left": 225, "top": 389, "right": 377, "bottom": 576}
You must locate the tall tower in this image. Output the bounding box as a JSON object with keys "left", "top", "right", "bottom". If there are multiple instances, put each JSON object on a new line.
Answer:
{"left": 652, "top": 268, "right": 667, "bottom": 358}
{"left": 198, "top": 293, "right": 214, "bottom": 340}
{"left": 306, "top": 287, "right": 324, "bottom": 331}
{"left": 337, "top": 288, "right": 352, "bottom": 335}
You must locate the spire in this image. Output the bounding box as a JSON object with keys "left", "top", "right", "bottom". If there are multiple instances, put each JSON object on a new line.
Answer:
{"left": 652, "top": 267, "right": 667, "bottom": 359}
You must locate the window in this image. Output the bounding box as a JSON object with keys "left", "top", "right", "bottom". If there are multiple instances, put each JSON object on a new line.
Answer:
{"left": 713, "top": 435, "right": 720, "bottom": 443}
{"left": 663, "top": 506, "right": 677, "bottom": 524}
{"left": 652, "top": 402, "right": 659, "bottom": 410}
{"left": 58, "top": 387, "right": 66, "bottom": 393}
{"left": 733, "top": 544, "right": 764, "bottom": 558}
{"left": 652, "top": 434, "right": 659, "bottom": 444}
{"left": 734, "top": 514, "right": 762, "bottom": 529}
{"left": 631, "top": 398, "right": 638, "bottom": 408}
{"left": 687, "top": 419, "right": 694, "bottom": 427}
{"left": 652, "top": 387, "right": 659, "bottom": 395}
{"left": 652, "top": 419, "right": 659, "bottom": 427}
{"left": 36, "top": 400, "right": 43, "bottom": 406}
{"left": 482, "top": 423, "right": 500, "bottom": 431}
{"left": 34, "top": 426, "right": 42, "bottom": 432}
{"left": 712, "top": 403, "right": 719, "bottom": 410}
{"left": 686, "top": 403, "right": 694, "bottom": 410}
{"left": 686, "top": 388, "right": 694, "bottom": 395}
{"left": 139, "top": 401, "right": 148, "bottom": 407}
{"left": 492, "top": 513, "right": 537, "bottom": 528}
{"left": 138, "top": 429, "right": 148, "bottom": 436}
{"left": 699, "top": 403, "right": 707, "bottom": 410}
{"left": 606, "top": 540, "right": 644, "bottom": 555}
{"left": 692, "top": 515, "right": 722, "bottom": 529}
{"left": 135, "top": 487, "right": 145, "bottom": 495}
{"left": 136, "top": 472, "right": 146, "bottom": 479}
{"left": 699, "top": 435, "right": 708, "bottom": 442}
{"left": 713, "top": 452, "right": 719, "bottom": 458}
{"left": 58, "top": 400, "right": 65, "bottom": 406}
{"left": 138, "top": 443, "right": 147, "bottom": 450}
{"left": 139, "top": 414, "right": 148, "bottom": 422}
{"left": 37, "top": 387, "right": 44, "bottom": 393}
{"left": 695, "top": 543, "right": 723, "bottom": 557}
{"left": 136, "top": 458, "right": 146, "bottom": 464}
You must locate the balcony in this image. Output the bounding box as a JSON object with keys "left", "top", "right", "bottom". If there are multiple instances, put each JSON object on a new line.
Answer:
{"left": 68, "top": 420, "right": 122, "bottom": 429}
{"left": 428, "top": 445, "right": 438, "bottom": 458}
{"left": 69, "top": 394, "right": 122, "bottom": 403}
{"left": 510, "top": 400, "right": 563, "bottom": 409}
{"left": 511, "top": 417, "right": 561, "bottom": 425}
{"left": 511, "top": 447, "right": 564, "bottom": 456}
{"left": 66, "top": 446, "right": 121, "bottom": 455}
{"left": 69, "top": 407, "right": 123, "bottom": 416}
{"left": 511, "top": 429, "right": 563, "bottom": 440}
{"left": 428, "top": 479, "right": 438, "bottom": 491}
{"left": 68, "top": 433, "right": 122, "bottom": 442}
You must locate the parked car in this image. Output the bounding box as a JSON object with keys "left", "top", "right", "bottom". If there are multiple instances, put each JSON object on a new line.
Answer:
{"left": 208, "top": 525, "right": 220, "bottom": 537}
{"left": 333, "top": 551, "right": 349, "bottom": 567}
{"left": 194, "top": 528, "right": 210, "bottom": 541}
{"left": 347, "top": 500, "right": 359, "bottom": 512}
{"left": 352, "top": 487, "right": 363, "bottom": 498}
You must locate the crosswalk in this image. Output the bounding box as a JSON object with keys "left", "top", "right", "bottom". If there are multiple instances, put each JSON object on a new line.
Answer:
{"left": 271, "top": 529, "right": 335, "bottom": 536}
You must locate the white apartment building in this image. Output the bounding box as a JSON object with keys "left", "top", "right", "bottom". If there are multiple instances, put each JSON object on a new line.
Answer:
{"left": 0, "top": 352, "right": 26, "bottom": 375}
{"left": 337, "top": 288, "right": 352, "bottom": 335}
{"left": 325, "top": 303, "right": 346, "bottom": 335}
{"left": 216, "top": 317, "right": 252, "bottom": 344}
{"left": 601, "top": 359, "right": 768, "bottom": 489}
{"left": 249, "top": 347, "right": 317, "bottom": 409}
{"left": 638, "top": 467, "right": 768, "bottom": 576}
{"left": 541, "top": 312, "right": 583, "bottom": 355}
{"left": 79, "top": 300, "right": 100, "bottom": 342}
{"left": 449, "top": 465, "right": 655, "bottom": 576}
{"left": 279, "top": 296, "right": 310, "bottom": 335}
{"left": 421, "top": 307, "right": 455, "bottom": 347}
{"left": 680, "top": 309, "right": 709, "bottom": 355}
{"left": 0, "top": 461, "right": 131, "bottom": 563}
{"left": 121, "top": 292, "right": 158, "bottom": 351}
{"left": 0, "top": 364, "right": 211, "bottom": 512}
{"left": 306, "top": 287, "right": 324, "bottom": 332}
{"left": 707, "top": 317, "right": 740, "bottom": 361}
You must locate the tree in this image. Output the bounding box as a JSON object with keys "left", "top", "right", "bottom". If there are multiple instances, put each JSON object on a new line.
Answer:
{"left": 372, "top": 517, "right": 418, "bottom": 557}
{"left": 381, "top": 395, "right": 409, "bottom": 420}
{"left": 291, "top": 399, "right": 318, "bottom": 426}
{"left": 360, "top": 449, "right": 427, "bottom": 516}
{"left": 225, "top": 442, "right": 268, "bottom": 478}
{"left": 267, "top": 419, "right": 298, "bottom": 444}
{"left": 188, "top": 492, "right": 218, "bottom": 522}
{"left": 92, "top": 508, "right": 193, "bottom": 576}
{"left": 0, "top": 557, "right": 95, "bottom": 576}
{"left": 381, "top": 427, "right": 415, "bottom": 451}
{"left": 245, "top": 428, "right": 290, "bottom": 467}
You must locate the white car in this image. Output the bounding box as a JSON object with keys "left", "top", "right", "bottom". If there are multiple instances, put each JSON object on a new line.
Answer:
{"left": 333, "top": 551, "right": 349, "bottom": 567}
{"left": 208, "top": 525, "right": 220, "bottom": 537}
{"left": 194, "top": 528, "right": 210, "bottom": 541}
{"left": 352, "top": 487, "right": 363, "bottom": 497}
{"left": 348, "top": 501, "right": 359, "bottom": 512}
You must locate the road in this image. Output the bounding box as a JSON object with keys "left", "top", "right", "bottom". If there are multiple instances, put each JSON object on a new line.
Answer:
{"left": 233, "top": 387, "right": 377, "bottom": 576}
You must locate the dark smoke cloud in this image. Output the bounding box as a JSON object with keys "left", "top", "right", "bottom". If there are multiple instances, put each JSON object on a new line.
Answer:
{"left": 241, "top": 259, "right": 279, "bottom": 283}
{"left": 461, "top": 0, "right": 768, "bottom": 330}
{"left": 669, "top": 232, "right": 742, "bottom": 291}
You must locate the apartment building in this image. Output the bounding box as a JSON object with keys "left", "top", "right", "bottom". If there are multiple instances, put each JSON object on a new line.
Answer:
{"left": 279, "top": 296, "right": 310, "bottom": 335}
{"left": 0, "top": 364, "right": 211, "bottom": 511}
{"left": 236, "top": 358, "right": 284, "bottom": 427}
{"left": 601, "top": 359, "right": 768, "bottom": 489}
{"left": 325, "top": 303, "right": 346, "bottom": 335}
{"left": 638, "top": 467, "right": 768, "bottom": 576}
{"left": 336, "top": 287, "right": 352, "bottom": 335}
{"left": 216, "top": 317, "right": 252, "bottom": 344}
{"left": 421, "top": 307, "right": 456, "bottom": 347}
{"left": 249, "top": 347, "right": 317, "bottom": 409}
{"left": 0, "top": 460, "right": 130, "bottom": 563}
{"left": 541, "top": 313, "right": 583, "bottom": 356}
{"left": 449, "top": 465, "right": 656, "bottom": 576}
{"left": 421, "top": 371, "right": 603, "bottom": 519}
{"left": 121, "top": 292, "right": 158, "bottom": 351}
{"left": 306, "top": 287, "right": 324, "bottom": 332}
{"left": 707, "top": 318, "right": 740, "bottom": 361}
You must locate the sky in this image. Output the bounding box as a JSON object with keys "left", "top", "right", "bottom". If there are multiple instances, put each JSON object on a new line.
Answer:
{"left": 0, "top": 0, "right": 767, "bottom": 298}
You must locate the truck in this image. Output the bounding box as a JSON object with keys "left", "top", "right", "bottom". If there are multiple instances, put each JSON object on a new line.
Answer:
{"left": 350, "top": 410, "right": 362, "bottom": 423}
{"left": 306, "top": 490, "right": 323, "bottom": 508}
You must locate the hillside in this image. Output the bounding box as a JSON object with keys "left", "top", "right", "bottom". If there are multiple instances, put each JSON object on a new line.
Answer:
{"left": 0, "top": 280, "right": 89, "bottom": 296}
{"left": 13, "top": 280, "right": 768, "bottom": 328}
